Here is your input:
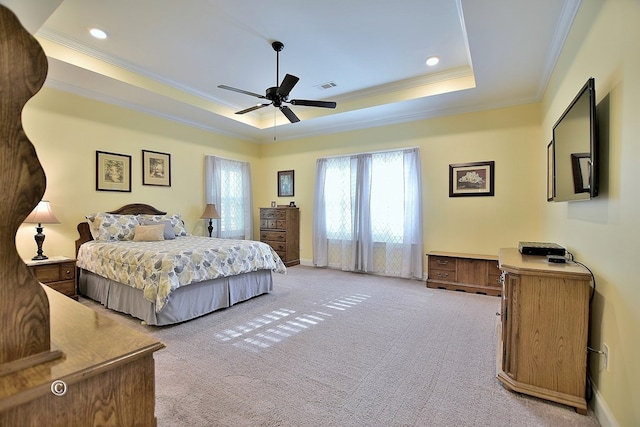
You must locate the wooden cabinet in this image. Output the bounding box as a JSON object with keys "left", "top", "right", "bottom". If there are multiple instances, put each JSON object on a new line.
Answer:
{"left": 0, "top": 286, "right": 165, "bottom": 425}
{"left": 497, "top": 248, "right": 591, "bottom": 414}
{"left": 426, "top": 251, "right": 501, "bottom": 296}
{"left": 25, "top": 256, "right": 77, "bottom": 299}
{"left": 260, "top": 207, "right": 300, "bottom": 267}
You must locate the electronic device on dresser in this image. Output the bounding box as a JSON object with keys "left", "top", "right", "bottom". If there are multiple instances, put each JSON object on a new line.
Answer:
{"left": 518, "top": 241, "right": 566, "bottom": 256}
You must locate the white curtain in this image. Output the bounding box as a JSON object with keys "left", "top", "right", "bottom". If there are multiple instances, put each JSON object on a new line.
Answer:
{"left": 204, "top": 155, "right": 253, "bottom": 239}
{"left": 312, "top": 148, "right": 423, "bottom": 279}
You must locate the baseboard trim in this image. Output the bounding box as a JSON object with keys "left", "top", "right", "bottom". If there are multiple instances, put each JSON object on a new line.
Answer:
{"left": 590, "top": 379, "right": 619, "bottom": 427}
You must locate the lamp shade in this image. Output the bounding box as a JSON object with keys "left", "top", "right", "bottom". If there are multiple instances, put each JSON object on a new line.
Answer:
{"left": 200, "top": 204, "right": 220, "bottom": 219}
{"left": 24, "top": 200, "right": 60, "bottom": 224}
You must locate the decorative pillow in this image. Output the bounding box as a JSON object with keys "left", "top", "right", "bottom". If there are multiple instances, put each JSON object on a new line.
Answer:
{"left": 140, "top": 214, "right": 188, "bottom": 237}
{"left": 87, "top": 213, "right": 140, "bottom": 241}
{"left": 133, "top": 224, "right": 166, "bottom": 242}
{"left": 85, "top": 213, "right": 101, "bottom": 240}
{"left": 141, "top": 219, "right": 176, "bottom": 240}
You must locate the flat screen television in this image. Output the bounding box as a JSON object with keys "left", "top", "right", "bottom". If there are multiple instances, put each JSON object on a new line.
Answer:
{"left": 552, "top": 77, "right": 598, "bottom": 202}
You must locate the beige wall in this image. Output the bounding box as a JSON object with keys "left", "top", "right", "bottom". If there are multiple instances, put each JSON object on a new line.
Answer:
{"left": 15, "top": 2, "right": 638, "bottom": 424}
{"left": 16, "top": 88, "right": 259, "bottom": 259}
{"left": 540, "top": 1, "right": 639, "bottom": 426}
{"left": 258, "top": 104, "right": 543, "bottom": 260}
{"left": 19, "top": 88, "right": 544, "bottom": 266}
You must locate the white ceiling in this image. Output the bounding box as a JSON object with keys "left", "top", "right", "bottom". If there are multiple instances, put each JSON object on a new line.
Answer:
{"left": 2, "top": 0, "right": 581, "bottom": 143}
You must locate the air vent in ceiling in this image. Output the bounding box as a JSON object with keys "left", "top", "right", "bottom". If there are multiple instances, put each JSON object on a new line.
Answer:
{"left": 315, "top": 81, "right": 337, "bottom": 90}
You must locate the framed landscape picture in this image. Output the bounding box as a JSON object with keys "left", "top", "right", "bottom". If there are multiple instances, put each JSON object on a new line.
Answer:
{"left": 449, "top": 161, "right": 495, "bottom": 197}
{"left": 278, "top": 170, "right": 294, "bottom": 197}
{"left": 96, "top": 150, "right": 131, "bottom": 192}
{"left": 142, "top": 150, "right": 171, "bottom": 187}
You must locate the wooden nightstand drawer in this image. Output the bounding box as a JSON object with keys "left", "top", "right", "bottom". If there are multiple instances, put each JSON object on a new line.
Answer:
{"left": 30, "top": 262, "right": 76, "bottom": 284}
{"left": 31, "top": 262, "right": 75, "bottom": 282}
{"left": 46, "top": 280, "right": 76, "bottom": 297}
{"left": 31, "top": 263, "right": 61, "bottom": 282}
{"left": 26, "top": 257, "right": 77, "bottom": 299}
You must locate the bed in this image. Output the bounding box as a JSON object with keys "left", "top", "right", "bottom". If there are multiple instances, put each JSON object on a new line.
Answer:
{"left": 75, "top": 203, "right": 286, "bottom": 325}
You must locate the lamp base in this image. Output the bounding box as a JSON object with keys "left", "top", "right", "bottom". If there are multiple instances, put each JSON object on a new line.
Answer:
{"left": 33, "top": 225, "right": 48, "bottom": 261}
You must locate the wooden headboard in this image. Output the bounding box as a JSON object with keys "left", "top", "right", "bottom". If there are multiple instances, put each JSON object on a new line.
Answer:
{"left": 75, "top": 203, "right": 167, "bottom": 256}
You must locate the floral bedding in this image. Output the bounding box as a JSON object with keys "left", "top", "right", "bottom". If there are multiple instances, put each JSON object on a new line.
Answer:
{"left": 77, "top": 236, "right": 287, "bottom": 312}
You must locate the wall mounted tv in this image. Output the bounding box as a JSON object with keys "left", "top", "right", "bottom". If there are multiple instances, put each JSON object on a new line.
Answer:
{"left": 552, "top": 77, "right": 598, "bottom": 202}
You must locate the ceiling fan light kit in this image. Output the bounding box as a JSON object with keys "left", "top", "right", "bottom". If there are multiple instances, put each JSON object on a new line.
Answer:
{"left": 218, "top": 41, "right": 337, "bottom": 124}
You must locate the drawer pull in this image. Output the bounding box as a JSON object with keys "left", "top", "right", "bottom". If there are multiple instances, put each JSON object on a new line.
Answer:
{"left": 437, "top": 272, "right": 449, "bottom": 278}
{"left": 436, "top": 260, "right": 449, "bottom": 265}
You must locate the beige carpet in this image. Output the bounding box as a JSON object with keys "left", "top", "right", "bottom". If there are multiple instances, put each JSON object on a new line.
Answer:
{"left": 81, "top": 266, "right": 600, "bottom": 426}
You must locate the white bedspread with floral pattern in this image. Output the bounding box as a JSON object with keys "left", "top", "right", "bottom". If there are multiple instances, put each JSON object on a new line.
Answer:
{"left": 77, "top": 236, "right": 286, "bottom": 312}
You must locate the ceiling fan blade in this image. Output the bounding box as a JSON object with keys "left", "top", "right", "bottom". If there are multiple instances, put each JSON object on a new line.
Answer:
{"left": 280, "top": 106, "right": 300, "bottom": 123}
{"left": 235, "top": 103, "right": 271, "bottom": 115}
{"left": 218, "top": 85, "right": 266, "bottom": 99}
{"left": 290, "top": 99, "right": 337, "bottom": 109}
{"left": 277, "top": 74, "right": 299, "bottom": 98}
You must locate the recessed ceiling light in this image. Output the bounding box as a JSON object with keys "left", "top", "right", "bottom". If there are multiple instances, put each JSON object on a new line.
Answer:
{"left": 89, "top": 28, "right": 108, "bottom": 39}
{"left": 425, "top": 56, "right": 440, "bottom": 66}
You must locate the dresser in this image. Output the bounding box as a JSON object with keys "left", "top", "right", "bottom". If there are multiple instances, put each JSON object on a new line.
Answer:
{"left": 25, "top": 256, "right": 77, "bottom": 299}
{"left": 0, "top": 285, "right": 165, "bottom": 425}
{"left": 259, "top": 207, "right": 300, "bottom": 266}
{"left": 497, "top": 248, "right": 591, "bottom": 414}
{"left": 426, "top": 251, "right": 501, "bottom": 296}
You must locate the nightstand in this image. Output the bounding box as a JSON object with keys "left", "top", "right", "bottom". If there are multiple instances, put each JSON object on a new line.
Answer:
{"left": 25, "top": 256, "right": 77, "bottom": 300}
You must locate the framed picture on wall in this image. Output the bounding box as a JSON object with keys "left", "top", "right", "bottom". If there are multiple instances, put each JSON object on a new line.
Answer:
{"left": 278, "top": 170, "right": 294, "bottom": 197}
{"left": 142, "top": 150, "right": 171, "bottom": 187}
{"left": 449, "top": 161, "right": 495, "bottom": 197}
{"left": 547, "top": 141, "right": 554, "bottom": 201}
{"left": 96, "top": 150, "right": 131, "bottom": 192}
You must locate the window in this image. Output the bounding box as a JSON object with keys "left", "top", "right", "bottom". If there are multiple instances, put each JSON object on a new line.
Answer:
{"left": 205, "top": 156, "right": 253, "bottom": 239}
{"left": 313, "top": 148, "right": 423, "bottom": 279}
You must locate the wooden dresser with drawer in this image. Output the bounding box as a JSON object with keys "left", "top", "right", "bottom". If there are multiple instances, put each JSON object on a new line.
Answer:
{"left": 426, "top": 251, "right": 501, "bottom": 296}
{"left": 259, "top": 207, "right": 300, "bottom": 266}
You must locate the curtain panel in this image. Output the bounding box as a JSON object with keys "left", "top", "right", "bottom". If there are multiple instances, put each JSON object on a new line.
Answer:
{"left": 312, "top": 148, "right": 423, "bottom": 279}
{"left": 204, "top": 155, "right": 253, "bottom": 239}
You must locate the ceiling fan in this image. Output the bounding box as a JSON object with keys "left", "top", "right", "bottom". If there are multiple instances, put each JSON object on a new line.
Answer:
{"left": 218, "top": 41, "right": 337, "bottom": 123}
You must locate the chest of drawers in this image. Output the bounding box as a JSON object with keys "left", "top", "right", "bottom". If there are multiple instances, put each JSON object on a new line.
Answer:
{"left": 259, "top": 207, "right": 300, "bottom": 266}
{"left": 426, "top": 251, "right": 501, "bottom": 296}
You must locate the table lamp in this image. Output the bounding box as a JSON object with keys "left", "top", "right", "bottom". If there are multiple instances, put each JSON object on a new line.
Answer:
{"left": 23, "top": 200, "right": 60, "bottom": 260}
{"left": 200, "top": 203, "right": 220, "bottom": 237}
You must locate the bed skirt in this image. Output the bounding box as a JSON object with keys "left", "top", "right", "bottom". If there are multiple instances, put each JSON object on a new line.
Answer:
{"left": 78, "top": 269, "right": 273, "bottom": 326}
